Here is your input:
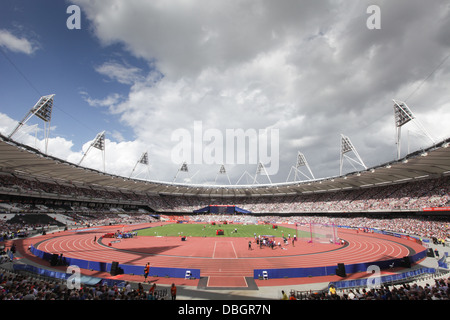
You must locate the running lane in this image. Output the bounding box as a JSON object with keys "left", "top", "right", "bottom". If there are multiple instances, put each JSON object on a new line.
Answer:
{"left": 32, "top": 225, "right": 425, "bottom": 277}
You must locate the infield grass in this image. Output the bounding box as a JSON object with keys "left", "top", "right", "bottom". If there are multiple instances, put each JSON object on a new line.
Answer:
{"left": 137, "top": 223, "right": 310, "bottom": 238}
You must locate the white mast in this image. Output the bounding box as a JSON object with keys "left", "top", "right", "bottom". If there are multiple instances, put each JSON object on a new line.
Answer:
{"left": 340, "top": 134, "right": 367, "bottom": 175}
{"left": 393, "top": 99, "right": 435, "bottom": 159}
{"left": 286, "top": 151, "right": 315, "bottom": 182}
{"left": 8, "top": 94, "right": 55, "bottom": 154}
{"left": 78, "top": 131, "right": 106, "bottom": 172}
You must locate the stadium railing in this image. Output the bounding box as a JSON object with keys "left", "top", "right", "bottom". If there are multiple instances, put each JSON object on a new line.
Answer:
{"left": 28, "top": 245, "right": 201, "bottom": 280}
{"left": 292, "top": 267, "right": 447, "bottom": 300}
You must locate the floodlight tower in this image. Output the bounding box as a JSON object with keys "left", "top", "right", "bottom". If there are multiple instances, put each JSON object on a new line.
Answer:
{"left": 173, "top": 161, "right": 190, "bottom": 182}
{"left": 8, "top": 94, "right": 55, "bottom": 154}
{"left": 215, "top": 164, "right": 232, "bottom": 185}
{"left": 78, "top": 131, "right": 106, "bottom": 172}
{"left": 129, "top": 151, "right": 150, "bottom": 180}
{"left": 393, "top": 99, "right": 435, "bottom": 159}
{"left": 286, "top": 151, "right": 315, "bottom": 182}
{"left": 340, "top": 134, "right": 367, "bottom": 176}
{"left": 253, "top": 162, "right": 273, "bottom": 185}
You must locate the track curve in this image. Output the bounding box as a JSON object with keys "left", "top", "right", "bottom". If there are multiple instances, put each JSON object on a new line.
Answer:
{"left": 32, "top": 223, "right": 425, "bottom": 278}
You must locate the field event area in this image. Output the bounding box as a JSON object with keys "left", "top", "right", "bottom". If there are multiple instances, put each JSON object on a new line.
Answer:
{"left": 136, "top": 222, "right": 308, "bottom": 239}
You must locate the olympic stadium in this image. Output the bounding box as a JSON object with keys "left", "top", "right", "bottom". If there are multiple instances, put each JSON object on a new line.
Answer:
{"left": 0, "top": 95, "right": 449, "bottom": 302}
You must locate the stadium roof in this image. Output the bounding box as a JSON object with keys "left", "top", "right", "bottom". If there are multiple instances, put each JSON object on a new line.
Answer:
{"left": 1, "top": 133, "right": 449, "bottom": 198}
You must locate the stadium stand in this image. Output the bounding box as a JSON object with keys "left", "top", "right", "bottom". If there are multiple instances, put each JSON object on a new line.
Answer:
{"left": 1, "top": 213, "right": 449, "bottom": 300}
{"left": 1, "top": 171, "right": 450, "bottom": 214}
{"left": 0, "top": 267, "right": 168, "bottom": 300}
{"left": 0, "top": 133, "right": 449, "bottom": 300}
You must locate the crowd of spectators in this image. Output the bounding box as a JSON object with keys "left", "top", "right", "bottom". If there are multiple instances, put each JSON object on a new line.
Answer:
{"left": 174, "top": 214, "right": 449, "bottom": 243}
{"left": 0, "top": 173, "right": 145, "bottom": 205}
{"left": 1, "top": 211, "right": 448, "bottom": 245}
{"left": 1, "top": 211, "right": 157, "bottom": 233}
{"left": 301, "top": 277, "right": 450, "bottom": 300}
{"left": 0, "top": 270, "right": 166, "bottom": 300}
{"left": 0, "top": 220, "right": 31, "bottom": 241}
{"left": 0, "top": 211, "right": 157, "bottom": 243}
{"left": 146, "top": 176, "right": 450, "bottom": 213}
{"left": 1, "top": 169, "right": 449, "bottom": 301}
{"left": 55, "top": 211, "right": 158, "bottom": 227}
{"left": 1, "top": 260, "right": 448, "bottom": 300}
{"left": 1, "top": 172, "right": 450, "bottom": 214}
{"left": 0, "top": 212, "right": 449, "bottom": 300}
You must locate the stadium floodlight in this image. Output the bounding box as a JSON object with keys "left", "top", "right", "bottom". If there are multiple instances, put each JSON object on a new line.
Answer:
{"left": 78, "top": 131, "right": 106, "bottom": 172}
{"left": 340, "top": 134, "right": 367, "bottom": 176}
{"left": 253, "top": 162, "right": 273, "bottom": 185}
{"left": 393, "top": 99, "right": 436, "bottom": 159}
{"left": 180, "top": 162, "right": 188, "bottom": 172}
{"left": 129, "top": 151, "right": 150, "bottom": 180}
{"left": 139, "top": 151, "right": 149, "bottom": 165}
{"left": 92, "top": 132, "right": 105, "bottom": 150}
{"left": 215, "top": 164, "right": 231, "bottom": 185}
{"left": 173, "top": 161, "right": 190, "bottom": 182}
{"left": 8, "top": 94, "right": 55, "bottom": 154}
{"left": 286, "top": 151, "right": 315, "bottom": 182}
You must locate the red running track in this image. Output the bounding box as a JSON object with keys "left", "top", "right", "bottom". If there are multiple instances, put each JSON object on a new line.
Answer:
{"left": 16, "top": 222, "right": 426, "bottom": 287}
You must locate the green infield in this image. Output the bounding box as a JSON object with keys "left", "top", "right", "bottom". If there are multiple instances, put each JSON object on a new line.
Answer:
{"left": 137, "top": 223, "right": 310, "bottom": 238}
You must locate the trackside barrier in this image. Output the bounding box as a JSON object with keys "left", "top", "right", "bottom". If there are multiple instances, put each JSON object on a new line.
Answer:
{"left": 254, "top": 249, "right": 428, "bottom": 280}
{"left": 29, "top": 245, "right": 200, "bottom": 279}
{"left": 12, "top": 263, "right": 108, "bottom": 286}
{"left": 328, "top": 267, "right": 437, "bottom": 290}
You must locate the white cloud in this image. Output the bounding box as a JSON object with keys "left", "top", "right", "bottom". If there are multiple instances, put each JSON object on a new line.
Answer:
{"left": 0, "top": 112, "right": 153, "bottom": 180}
{"left": 80, "top": 91, "right": 123, "bottom": 108}
{"left": 68, "top": 137, "right": 149, "bottom": 177}
{"left": 95, "top": 61, "right": 144, "bottom": 85}
{"left": 57, "top": 0, "right": 450, "bottom": 183}
{"left": 0, "top": 112, "right": 73, "bottom": 157}
{"left": 0, "top": 113, "right": 17, "bottom": 136}
{"left": 0, "top": 29, "right": 38, "bottom": 55}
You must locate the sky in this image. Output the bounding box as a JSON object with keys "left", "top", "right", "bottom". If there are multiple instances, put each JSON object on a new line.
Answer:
{"left": 1, "top": 0, "right": 450, "bottom": 186}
